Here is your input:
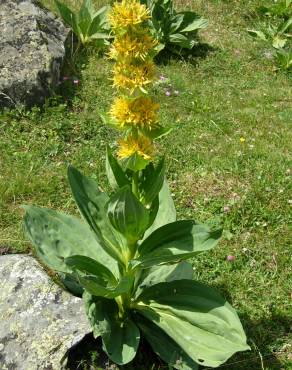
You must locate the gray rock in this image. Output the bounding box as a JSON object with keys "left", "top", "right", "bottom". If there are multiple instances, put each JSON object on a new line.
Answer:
{"left": 0, "top": 0, "right": 68, "bottom": 108}
{"left": 0, "top": 254, "right": 91, "bottom": 370}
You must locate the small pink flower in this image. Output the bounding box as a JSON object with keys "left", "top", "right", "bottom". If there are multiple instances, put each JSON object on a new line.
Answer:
{"left": 160, "top": 75, "right": 166, "bottom": 81}
{"left": 73, "top": 79, "right": 79, "bottom": 84}
{"left": 165, "top": 90, "right": 171, "bottom": 96}
{"left": 227, "top": 255, "right": 236, "bottom": 262}
{"left": 63, "top": 76, "right": 70, "bottom": 81}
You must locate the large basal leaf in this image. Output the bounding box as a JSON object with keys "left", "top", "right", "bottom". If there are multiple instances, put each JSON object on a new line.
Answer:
{"left": 135, "top": 315, "right": 198, "bottom": 370}
{"left": 107, "top": 186, "right": 149, "bottom": 242}
{"left": 23, "top": 205, "right": 118, "bottom": 276}
{"left": 142, "top": 179, "right": 176, "bottom": 240}
{"left": 83, "top": 292, "right": 140, "bottom": 364}
{"left": 134, "top": 220, "right": 222, "bottom": 268}
{"left": 134, "top": 261, "right": 193, "bottom": 298}
{"left": 136, "top": 280, "right": 250, "bottom": 368}
{"left": 106, "top": 146, "right": 130, "bottom": 191}
{"left": 67, "top": 166, "right": 125, "bottom": 266}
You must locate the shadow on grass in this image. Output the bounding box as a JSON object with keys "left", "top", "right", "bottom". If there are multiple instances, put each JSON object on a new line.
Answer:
{"left": 217, "top": 313, "right": 290, "bottom": 370}
{"left": 65, "top": 334, "right": 167, "bottom": 370}
{"left": 53, "top": 38, "right": 91, "bottom": 105}
{"left": 155, "top": 42, "right": 217, "bottom": 66}
{"left": 53, "top": 34, "right": 108, "bottom": 106}
{"left": 208, "top": 283, "right": 290, "bottom": 369}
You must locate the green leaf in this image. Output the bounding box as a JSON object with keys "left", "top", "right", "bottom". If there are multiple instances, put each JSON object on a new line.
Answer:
{"left": 169, "top": 33, "right": 194, "bottom": 49}
{"left": 134, "top": 261, "right": 193, "bottom": 298}
{"left": 147, "top": 195, "right": 159, "bottom": 230}
{"left": 278, "top": 17, "right": 292, "bottom": 34}
{"left": 67, "top": 166, "right": 126, "bottom": 266}
{"left": 23, "top": 206, "right": 118, "bottom": 276}
{"left": 134, "top": 220, "right": 222, "bottom": 268}
{"left": 247, "top": 29, "right": 267, "bottom": 41}
{"left": 55, "top": 0, "right": 80, "bottom": 36}
{"left": 83, "top": 292, "right": 109, "bottom": 338}
{"left": 136, "top": 280, "right": 250, "bottom": 368}
{"left": 142, "top": 179, "right": 176, "bottom": 240}
{"left": 65, "top": 255, "right": 117, "bottom": 284}
{"left": 272, "top": 35, "right": 287, "bottom": 49}
{"left": 107, "top": 186, "right": 149, "bottom": 242}
{"left": 121, "top": 152, "right": 150, "bottom": 172}
{"left": 83, "top": 292, "right": 140, "bottom": 364}
{"left": 59, "top": 272, "right": 84, "bottom": 296}
{"left": 276, "top": 48, "right": 292, "bottom": 70}
{"left": 89, "top": 32, "right": 112, "bottom": 40}
{"left": 140, "top": 125, "right": 172, "bottom": 140}
{"left": 136, "top": 315, "right": 199, "bottom": 370}
{"left": 79, "top": 274, "right": 134, "bottom": 298}
{"left": 103, "top": 315, "right": 140, "bottom": 365}
{"left": 92, "top": 5, "right": 110, "bottom": 20}
{"left": 140, "top": 158, "right": 165, "bottom": 206}
{"left": 178, "top": 12, "right": 208, "bottom": 33}
{"left": 78, "top": 0, "right": 92, "bottom": 36}
{"left": 169, "top": 14, "right": 184, "bottom": 33}
{"left": 88, "top": 6, "right": 110, "bottom": 36}
{"left": 106, "top": 146, "right": 131, "bottom": 191}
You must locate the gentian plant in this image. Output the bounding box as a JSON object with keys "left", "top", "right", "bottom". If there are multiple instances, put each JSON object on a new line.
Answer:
{"left": 23, "top": 0, "right": 250, "bottom": 368}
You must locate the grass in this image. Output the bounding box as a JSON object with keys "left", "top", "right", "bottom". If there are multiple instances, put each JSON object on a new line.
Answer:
{"left": 1, "top": 0, "right": 292, "bottom": 369}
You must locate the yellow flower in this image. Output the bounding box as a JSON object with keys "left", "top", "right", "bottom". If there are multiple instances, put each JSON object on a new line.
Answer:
{"left": 110, "top": 96, "right": 159, "bottom": 129}
{"left": 109, "top": 0, "right": 150, "bottom": 30}
{"left": 109, "top": 32, "right": 157, "bottom": 61}
{"left": 113, "top": 61, "right": 155, "bottom": 92}
{"left": 118, "top": 135, "right": 154, "bottom": 160}
{"left": 240, "top": 137, "right": 246, "bottom": 143}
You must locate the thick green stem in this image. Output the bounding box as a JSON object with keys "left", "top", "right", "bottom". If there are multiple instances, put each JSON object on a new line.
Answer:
{"left": 117, "top": 172, "right": 140, "bottom": 318}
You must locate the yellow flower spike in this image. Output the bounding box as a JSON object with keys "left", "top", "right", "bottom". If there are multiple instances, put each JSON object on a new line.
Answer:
{"left": 109, "top": 33, "right": 157, "bottom": 61}
{"left": 109, "top": 0, "right": 150, "bottom": 30}
{"left": 118, "top": 135, "right": 154, "bottom": 160}
{"left": 113, "top": 61, "right": 155, "bottom": 92}
{"left": 110, "top": 96, "right": 160, "bottom": 129}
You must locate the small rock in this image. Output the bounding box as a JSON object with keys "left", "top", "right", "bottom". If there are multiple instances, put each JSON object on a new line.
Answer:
{"left": 0, "top": 254, "right": 91, "bottom": 370}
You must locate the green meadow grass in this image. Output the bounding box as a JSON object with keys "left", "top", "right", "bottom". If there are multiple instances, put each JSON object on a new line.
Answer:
{"left": 0, "top": 0, "right": 291, "bottom": 369}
